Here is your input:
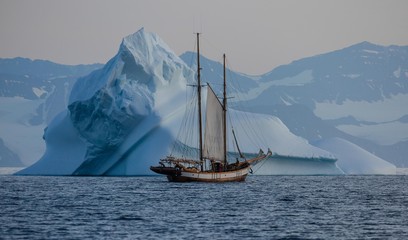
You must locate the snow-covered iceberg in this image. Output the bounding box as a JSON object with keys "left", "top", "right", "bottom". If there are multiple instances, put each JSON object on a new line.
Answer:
{"left": 18, "top": 28, "right": 193, "bottom": 175}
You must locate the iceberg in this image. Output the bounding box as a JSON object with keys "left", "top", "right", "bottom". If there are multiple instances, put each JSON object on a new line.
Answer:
{"left": 18, "top": 28, "right": 194, "bottom": 175}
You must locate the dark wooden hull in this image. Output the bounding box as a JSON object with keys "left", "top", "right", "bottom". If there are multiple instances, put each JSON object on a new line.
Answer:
{"left": 166, "top": 174, "right": 247, "bottom": 182}
{"left": 150, "top": 166, "right": 181, "bottom": 176}
{"left": 150, "top": 166, "right": 249, "bottom": 182}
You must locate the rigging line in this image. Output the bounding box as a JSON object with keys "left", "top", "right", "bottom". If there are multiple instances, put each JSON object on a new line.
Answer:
{"left": 239, "top": 96, "right": 267, "bottom": 148}
{"left": 190, "top": 37, "right": 197, "bottom": 65}
{"left": 226, "top": 111, "right": 238, "bottom": 157}
{"left": 173, "top": 88, "right": 198, "bottom": 158}
{"left": 225, "top": 60, "right": 267, "bottom": 149}
{"left": 225, "top": 66, "right": 256, "bottom": 148}
{"left": 184, "top": 36, "right": 198, "bottom": 84}
{"left": 231, "top": 134, "right": 237, "bottom": 156}
{"left": 173, "top": 35, "right": 205, "bottom": 160}
{"left": 252, "top": 154, "right": 268, "bottom": 174}
{"left": 200, "top": 36, "right": 229, "bottom": 85}
{"left": 201, "top": 36, "right": 224, "bottom": 59}
{"left": 226, "top": 57, "right": 270, "bottom": 146}
{"left": 184, "top": 90, "right": 198, "bottom": 158}
{"left": 175, "top": 38, "right": 197, "bottom": 158}
{"left": 171, "top": 97, "right": 186, "bottom": 155}
{"left": 232, "top": 111, "right": 255, "bottom": 148}
{"left": 232, "top": 127, "right": 244, "bottom": 158}
{"left": 241, "top": 106, "right": 266, "bottom": 147}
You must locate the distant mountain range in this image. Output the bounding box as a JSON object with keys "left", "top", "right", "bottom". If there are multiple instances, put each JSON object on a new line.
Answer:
{"left": 1, "top": 40, "right": 407, "bottom": 168}
{"left": 181, "top": 41, "right": 408, "bottom": 167}
{"left": 0, "top": 57, "right": 103, "bottom": 123}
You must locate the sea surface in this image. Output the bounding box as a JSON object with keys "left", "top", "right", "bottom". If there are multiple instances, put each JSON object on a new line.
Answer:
{"left": 1, "top": 174, "right": 408, "bottom": 239}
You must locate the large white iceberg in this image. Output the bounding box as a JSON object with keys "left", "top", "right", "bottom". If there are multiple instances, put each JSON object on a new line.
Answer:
{"left": 18, "top": 28, "right": 193, "bottom": 175}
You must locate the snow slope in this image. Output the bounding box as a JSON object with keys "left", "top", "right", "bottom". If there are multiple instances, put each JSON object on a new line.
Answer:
{"left": 313, "top": 138, "right": 396, "bottom": 174}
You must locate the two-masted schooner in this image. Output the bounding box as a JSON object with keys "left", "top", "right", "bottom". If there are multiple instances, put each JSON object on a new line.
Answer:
{"left": 150, "top": 33, "right": 271, "bottom": 182}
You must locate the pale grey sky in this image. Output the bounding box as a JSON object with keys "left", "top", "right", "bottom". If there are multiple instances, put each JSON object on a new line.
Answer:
{"left": 1, "top": 0, "right": 407, "bottom": 75}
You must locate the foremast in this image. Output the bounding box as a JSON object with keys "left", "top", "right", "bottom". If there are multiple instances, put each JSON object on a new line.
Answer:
{"left": 197, "top": 34, "right": 228, "bottom": 170}
{"left": 196, "top": 33, "right": 204, "bottom": 171}
{"left": 222, "top": 54, "right": 228, "bottom": 168}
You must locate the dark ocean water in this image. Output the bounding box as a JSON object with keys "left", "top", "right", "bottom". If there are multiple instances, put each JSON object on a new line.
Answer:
{"left": 1, "top": 175, "right": 408, "bottom": 239}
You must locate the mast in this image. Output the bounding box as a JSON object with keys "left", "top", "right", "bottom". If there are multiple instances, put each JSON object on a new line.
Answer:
{"left": 223, "top": 54, "right": 227, "bottom": 167}
{"left": 196, "top": 33, "right": 204, "bottom": 171}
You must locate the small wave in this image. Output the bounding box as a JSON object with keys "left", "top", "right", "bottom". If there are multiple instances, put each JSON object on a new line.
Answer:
{"left": 114, "top": 215, "right": 145, "bottom": 221}
{"left": 278, "top": 196, "right": 295, "bottom": 202}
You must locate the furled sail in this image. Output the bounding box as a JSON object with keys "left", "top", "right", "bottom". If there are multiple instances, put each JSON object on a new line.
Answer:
{"left": 203, "top": 85, "right": 225, "bottom": 161}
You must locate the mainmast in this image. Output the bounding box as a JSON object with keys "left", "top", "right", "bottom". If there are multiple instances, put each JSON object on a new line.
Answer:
{"left": 223, "top": 54, "right": 227, "bottom": 167}
{"left": 196, "top": 33, "right": 204, "bottom": 171}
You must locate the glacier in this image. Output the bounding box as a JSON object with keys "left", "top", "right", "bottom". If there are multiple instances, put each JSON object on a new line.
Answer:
{"left": 17, "top": 28, "right": 396, "bottom": 175}
{"left": 0, "top": 97, "right": 46, "bottom": 165}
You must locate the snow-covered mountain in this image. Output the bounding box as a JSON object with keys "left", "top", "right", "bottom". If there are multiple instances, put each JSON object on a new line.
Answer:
{"left": 0, "top": 58, "right": 102, "bottom": 123}
{"left": 0, "top": 58, "right": 102, "bottom": 166}
{"left": 181, "top": 42, "right": 408, "bottom": 167}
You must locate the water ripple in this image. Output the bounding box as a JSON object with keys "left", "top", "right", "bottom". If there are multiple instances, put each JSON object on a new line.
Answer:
{"left": 1, "top": 175, "right": 408, "bottom": 239}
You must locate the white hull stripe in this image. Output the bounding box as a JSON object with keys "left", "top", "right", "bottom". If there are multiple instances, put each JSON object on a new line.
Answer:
{"left": 180, "top": 168, "right": 249, "bottom": 180}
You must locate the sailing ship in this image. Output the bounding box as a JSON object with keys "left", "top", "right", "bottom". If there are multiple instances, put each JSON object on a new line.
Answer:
{"left": 150, "top": 33, "right": 271, "bottom": 182}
